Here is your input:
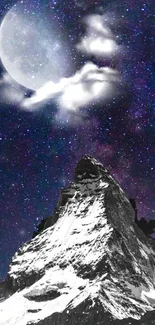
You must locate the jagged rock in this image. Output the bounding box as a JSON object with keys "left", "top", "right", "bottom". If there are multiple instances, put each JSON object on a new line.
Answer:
{"left": 1, "top": 155, "right": 155, "bottom": 325}
{"left": 135, "top": 217, "right": 155, "bottom": 236}
{"left": 129, "top": 198, "right": 155, "bottom": 237}
{"left": 32, "top": 218, "right": 48, "bottom": 238}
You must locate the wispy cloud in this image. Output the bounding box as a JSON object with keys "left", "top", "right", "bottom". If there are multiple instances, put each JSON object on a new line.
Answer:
{"left": 0, "top": 13, "right": 122, "bottom": 125}
{"left": 76, "top": 14, "right": 120, "bottom": 57}
{"left": 20, "top": 13, "right": 121, "bottom": 115}
{"left": 22, "top": 62, "right": 120, "bottom": 111}
{"left": 0, "top": 72, "right": 26, "bottom": 104}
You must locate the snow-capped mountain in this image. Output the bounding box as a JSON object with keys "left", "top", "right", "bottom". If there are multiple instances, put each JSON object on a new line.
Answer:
{"left": 1, "top": 155, "right": 155, "bottom": 325}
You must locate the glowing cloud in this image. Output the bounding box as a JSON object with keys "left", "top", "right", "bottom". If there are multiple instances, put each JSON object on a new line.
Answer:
{"left": 76, "top": 14, "right": 119, "bottom": 57}
{"left": 21, "top": 62, "right": 120, "bottom": 111}
{"left": 0, "top": 12, "right": 122, "bottom": 123}
{"left": 0, "top": 73, "right": 26, "bottom": 104}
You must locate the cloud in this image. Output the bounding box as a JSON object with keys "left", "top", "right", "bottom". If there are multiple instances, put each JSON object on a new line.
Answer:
{"left": 21, "top": 62, "right": 120, "bottom": 112}
{"left": 0, "top": 72, "right": 26, "bottom": 104}
{"left": 76, "top": 14, "right": 119, "bottom": 57}
{"left": 0, "top": 12, "right": 122, "bottom": 126}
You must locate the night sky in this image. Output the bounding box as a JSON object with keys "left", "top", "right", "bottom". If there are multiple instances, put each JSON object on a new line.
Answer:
{"left": 0, "top": 0, "right": 154, "bottom": 280}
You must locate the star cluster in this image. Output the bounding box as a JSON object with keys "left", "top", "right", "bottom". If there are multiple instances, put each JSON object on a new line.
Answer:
{"left": 0, "top": 0, "right": 155, "bottom": 280}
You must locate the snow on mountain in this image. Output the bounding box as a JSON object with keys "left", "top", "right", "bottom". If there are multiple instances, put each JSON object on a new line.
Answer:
{"left": 1, "top": 155, "right": 155, "bottom": 325}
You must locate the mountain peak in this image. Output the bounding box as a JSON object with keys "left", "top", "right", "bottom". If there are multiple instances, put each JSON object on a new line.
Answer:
{"left": 75, "top": 155, "right": 108, "bottom": 182}
{"left": 1, "top": 156, "right": 155, "bottom": 325}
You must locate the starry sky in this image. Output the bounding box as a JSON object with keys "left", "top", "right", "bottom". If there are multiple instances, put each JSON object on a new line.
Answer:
{"left": 0, "top": 0, "right": 154, "bottom": 280}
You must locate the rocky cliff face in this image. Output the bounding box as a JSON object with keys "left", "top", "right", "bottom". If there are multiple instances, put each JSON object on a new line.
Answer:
{"left": 1, "top": 155, "right": 155, "bottom": 325}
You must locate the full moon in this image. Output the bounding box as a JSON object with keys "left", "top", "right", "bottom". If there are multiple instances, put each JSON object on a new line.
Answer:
{"left": 0, "top": 1, "right": 74, "bottom": 90}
